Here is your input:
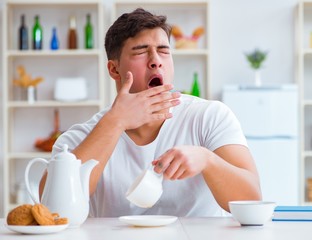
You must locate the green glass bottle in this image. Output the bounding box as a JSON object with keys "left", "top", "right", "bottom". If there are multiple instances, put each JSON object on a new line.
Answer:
{"left": 191, "top": 72, "right": 200, "bottom": 97}
{"left": 85, "top": 14, "right": 93, "bottom": 49}
{"left": 32, "top": 15, "right": 43, "bottom": 50}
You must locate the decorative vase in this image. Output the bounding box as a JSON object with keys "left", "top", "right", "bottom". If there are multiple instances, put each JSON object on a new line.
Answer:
{"left": 19, "top": 86, "right": 37, "bottom": 103}
{"left": 254, "top": 70, "right": 262, "bottom": 87}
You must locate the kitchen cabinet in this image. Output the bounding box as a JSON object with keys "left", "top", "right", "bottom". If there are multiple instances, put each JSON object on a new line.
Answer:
{"left": 2, "top": 0, "right": 106, "bottom": 215}
{"left": 297, "top": 1, "right": 312, "bottom": 205}
{"left": 112, "top": 0, "right": 210, "bottom": 99}
{"left": 223, "top": 84, "right": 299, "bottom": 205}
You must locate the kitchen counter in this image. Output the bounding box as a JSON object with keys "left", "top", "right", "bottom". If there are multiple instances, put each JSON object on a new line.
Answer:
{"left": 0, "top": 217, "right": 311, "bottom": 240}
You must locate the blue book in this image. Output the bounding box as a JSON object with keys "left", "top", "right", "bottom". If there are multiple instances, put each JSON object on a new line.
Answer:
{"left": 272, "top": 206, "right": 312, "bottom": 221}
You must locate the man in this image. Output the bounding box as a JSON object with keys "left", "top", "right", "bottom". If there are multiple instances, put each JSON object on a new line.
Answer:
{"left": 40, "top": 8, "right": 261, "bottom": 217}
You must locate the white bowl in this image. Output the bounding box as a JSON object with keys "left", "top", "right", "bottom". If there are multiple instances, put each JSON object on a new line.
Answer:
{"left": 229, "top": 201, "right": 276, "bottom": 226}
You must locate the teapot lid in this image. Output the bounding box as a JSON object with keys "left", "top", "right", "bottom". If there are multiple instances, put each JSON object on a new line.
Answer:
{"left": 54, "top": 144, "right": 77, "bottom": 161}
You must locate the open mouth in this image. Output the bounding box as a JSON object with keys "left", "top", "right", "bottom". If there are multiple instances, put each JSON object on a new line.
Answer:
{"left": 148, "top": 77, "right": 163, "bottom": 88}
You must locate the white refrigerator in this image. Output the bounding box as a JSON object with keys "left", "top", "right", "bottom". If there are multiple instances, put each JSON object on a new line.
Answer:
{"left": 222, "top": 84, "right": 299, "bottom": 205}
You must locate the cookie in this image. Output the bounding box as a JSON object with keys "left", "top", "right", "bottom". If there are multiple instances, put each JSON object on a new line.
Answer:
{"left": 54, "top": 217, "right": 69, "bottom": 225}
{"left": 7, "top": 204, "right": 36, "bottom": 226}
{"left": 31, "top": 204, "right": 55, "bottom": 225}
{"left": 28, "top": 219, "right": 39, "bottom": 226}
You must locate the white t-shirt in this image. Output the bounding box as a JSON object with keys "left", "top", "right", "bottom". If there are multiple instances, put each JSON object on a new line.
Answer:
{"left": 52, "top": 94, "right": 247, "bottom": 217}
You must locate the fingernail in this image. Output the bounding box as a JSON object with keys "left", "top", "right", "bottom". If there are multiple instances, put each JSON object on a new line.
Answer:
{"left": 126, "top": 72, "right": 130, "bottom": 79}
{"left": 157, "top": 162, "right": 163, "bottom": 168}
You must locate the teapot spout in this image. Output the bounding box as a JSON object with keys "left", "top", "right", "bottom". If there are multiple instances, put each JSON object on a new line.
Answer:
{"left": 80, "top": 159, "right": 99, "bottom": 201}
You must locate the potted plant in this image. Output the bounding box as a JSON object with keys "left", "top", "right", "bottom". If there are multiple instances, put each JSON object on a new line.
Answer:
{"left": 13, "top": 65, "right": 44, "bottom": 103}
{"left": 245, "top": 48, "right": 268, "bottom": 86}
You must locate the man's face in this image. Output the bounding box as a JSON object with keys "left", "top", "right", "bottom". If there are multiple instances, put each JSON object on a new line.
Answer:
{"left": 116, "top": 27, "right": 174, "bottom": 93}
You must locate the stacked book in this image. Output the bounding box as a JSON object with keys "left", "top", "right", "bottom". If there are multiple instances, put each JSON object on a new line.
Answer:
{"left": 272, "top": 206, "right": 312, "bottom": 221}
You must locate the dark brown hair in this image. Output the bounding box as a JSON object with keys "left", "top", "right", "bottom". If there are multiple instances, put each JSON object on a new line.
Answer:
{"left": 105, "top": 8, "right": 171, "bottom": 60}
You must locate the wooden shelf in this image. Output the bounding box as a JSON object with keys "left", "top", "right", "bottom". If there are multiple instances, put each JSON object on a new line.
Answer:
{"left": 303, "top": 100, "right": 312, "bottom": 106}
{"left": 171, "top": 49, "right": 209, "bottom": 56}
{"left": 298, "top": 1, "right": 312, "bottom": 205}
{"left": 6, "top": 0, "right": 101, "bottom": 6}
{"left": 8, "top": 152, "right": 52, "bottom": 159}
{"left": 2, "top": 0, "right": 105, "bottom": 216}
{"left": 304, "top": 151, "right": 312, "bottom": 158}
{"left": 7, "top": 100, "right": 102, "bottom": 108}
{"left": 114, "top": 0, "right": 208, "bottom": 5}
{"left": 7, "top": 49, "right": 102, "bottom": 57}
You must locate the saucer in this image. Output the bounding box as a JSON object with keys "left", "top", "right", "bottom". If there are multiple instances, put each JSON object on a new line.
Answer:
{"left": 4, "top": 224, "right": 69, "bottom": 234}
{"left": 119, "top": 215, "right": 178, "bottom": 227}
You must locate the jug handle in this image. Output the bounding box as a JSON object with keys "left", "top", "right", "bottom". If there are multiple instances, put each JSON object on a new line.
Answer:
{"left": 24, "top": 158, "right": 49, "bottom": 204}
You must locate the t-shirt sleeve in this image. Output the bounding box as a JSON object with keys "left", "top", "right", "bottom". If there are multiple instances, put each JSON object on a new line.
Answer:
{"left": 51, "top": 110, "right": 105, "bottom": 158}
{"left": 203, "top": 101, "right": 247, "bottom": 151}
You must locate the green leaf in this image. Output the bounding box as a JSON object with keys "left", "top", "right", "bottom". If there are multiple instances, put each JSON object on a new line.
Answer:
{"left": 245, "top": 48, "right": 268, "bottom": 70}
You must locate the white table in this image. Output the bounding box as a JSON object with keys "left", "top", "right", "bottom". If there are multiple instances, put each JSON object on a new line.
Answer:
{"left": 0, "top": 217, "right": 311, "bottom": 240}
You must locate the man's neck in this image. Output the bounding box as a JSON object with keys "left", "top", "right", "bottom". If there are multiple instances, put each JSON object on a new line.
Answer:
{"left": 125, "top": 119, "right": 165, "bottom": 146}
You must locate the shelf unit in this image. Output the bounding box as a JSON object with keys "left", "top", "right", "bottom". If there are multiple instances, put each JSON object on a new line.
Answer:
{"left": 297, "top": 0, "right": 312, "bottom": 205}
{"left": 112, "top": 0, "right": 210, "bottom": 99}
{"left": 2, "top": 0, "right": 106, "bottom": 215}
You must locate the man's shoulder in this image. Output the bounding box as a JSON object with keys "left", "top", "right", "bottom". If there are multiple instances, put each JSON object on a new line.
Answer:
{"left": 179, "top": 94, "right": 226, "bottom": 110}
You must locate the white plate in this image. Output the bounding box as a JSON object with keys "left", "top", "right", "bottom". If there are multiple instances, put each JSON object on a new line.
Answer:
{"left": 4, "top": 224, "right": 69, "bottom": 235}
{"left": 119, "top": 215, "right": 178, "bottom": 227}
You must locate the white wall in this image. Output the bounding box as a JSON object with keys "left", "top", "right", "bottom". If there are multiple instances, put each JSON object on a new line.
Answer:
{"left": 105, "top": 0, "right": 298, "bottom": 100}
{"left": 210, "top": 0, "right": 297, "bottom": 99}
{"left": 0, "top": 0, "right": 299, "bottom": 217}
{"left": 0, "top": 0, "right": 4, "bottom": 218}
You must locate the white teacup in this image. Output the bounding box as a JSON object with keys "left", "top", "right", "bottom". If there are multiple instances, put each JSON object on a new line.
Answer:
{"left": 126, "top": 166, "right": 163, "bottom": 208}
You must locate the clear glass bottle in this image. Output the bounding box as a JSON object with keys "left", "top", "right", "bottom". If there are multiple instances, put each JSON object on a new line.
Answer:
{"left": 85, "top": 14, "right": 93, "bottom": 49}
{"left": 32, "top": 15, "right": 43, "bottom": 50}
{"left": 191, "top": 72, "right": 200, "bottom": 97}
{"left": 50, "top": 27, "right": 59, "bottom": 50}
{"left": 19, "top": 14, "right": 28, "bottom": 50}
{"left": 68, "top": 16, "right": 77, "bottom": 49}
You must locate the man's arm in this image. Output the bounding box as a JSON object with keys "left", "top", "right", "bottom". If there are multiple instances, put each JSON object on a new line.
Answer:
{"left": 39, "top": 72, "right": 181, "bottom": 196}
{"left": 202, "top": 145, "right": 261, "bottom": 212}
{"left": 153, "top": 144, "right": 261, "bottom": 212}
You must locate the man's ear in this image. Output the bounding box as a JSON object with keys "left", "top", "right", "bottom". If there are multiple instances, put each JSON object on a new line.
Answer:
{"left": 107, "top": 60, "right": 121, "bottom": 81}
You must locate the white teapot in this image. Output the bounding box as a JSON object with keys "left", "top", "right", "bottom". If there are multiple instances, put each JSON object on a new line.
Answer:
{"left": 24, "top": 144, "right": 98, "bottom": 227}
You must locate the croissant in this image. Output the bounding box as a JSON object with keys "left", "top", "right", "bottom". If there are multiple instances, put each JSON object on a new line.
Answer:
{"left": 171, "top": 25, "right": 183, "bottom": 39}
{"left": 192, "top": 27, "right": 205, "bottom": 39}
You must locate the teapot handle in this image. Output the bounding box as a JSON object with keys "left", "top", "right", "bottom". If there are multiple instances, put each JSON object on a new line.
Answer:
{"left": 24, "top": 158, "right": 49, "bottom": 204}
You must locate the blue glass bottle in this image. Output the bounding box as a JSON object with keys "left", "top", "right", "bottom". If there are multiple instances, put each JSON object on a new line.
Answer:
{"left": 50, "top": 27, "right": 59, "bottom": 50}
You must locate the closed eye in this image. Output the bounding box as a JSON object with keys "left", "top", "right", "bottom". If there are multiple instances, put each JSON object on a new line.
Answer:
{"left": 158, "top": 46, "right": 170, "bottom": 54}
{"left": 159, "top": 50, "right": 170, "bottom": 54}
{"left": 134, "top": 51, "right": 147, "bottom": 55}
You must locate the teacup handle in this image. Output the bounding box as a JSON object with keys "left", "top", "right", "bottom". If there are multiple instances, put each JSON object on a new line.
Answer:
{"left": 149, "top": 164, "right": 163, "bottom": 182}
{"left": 24, "top": 158, "right": 49, "bottom": 204}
